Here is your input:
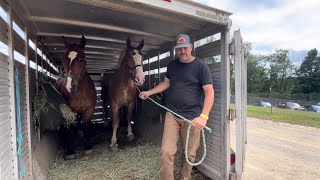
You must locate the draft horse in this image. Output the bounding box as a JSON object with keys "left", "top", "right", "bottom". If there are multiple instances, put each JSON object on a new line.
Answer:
{"left": 101, "top": 38, "right": 145, "bottom": 148}
{"left": 55, "top": 35, "right": 97, "bottom": 159}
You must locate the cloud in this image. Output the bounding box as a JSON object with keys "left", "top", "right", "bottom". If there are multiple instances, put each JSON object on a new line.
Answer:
{"left": 194, "top": 0, "right": 320, "bottom": 54}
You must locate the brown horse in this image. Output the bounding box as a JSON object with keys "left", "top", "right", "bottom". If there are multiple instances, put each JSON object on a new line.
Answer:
{"left": 101, "top": 38, "right": 145, "bottom": 148}
{"left": 55, "top": 35, "right": 97, "bottom": 159}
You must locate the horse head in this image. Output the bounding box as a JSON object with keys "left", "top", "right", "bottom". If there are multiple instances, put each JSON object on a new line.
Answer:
{"left": 125, "top": 38, "right": 145, "bottom": 86}
{"left": 62, "top": 35, "right": 86, "bottom": 93}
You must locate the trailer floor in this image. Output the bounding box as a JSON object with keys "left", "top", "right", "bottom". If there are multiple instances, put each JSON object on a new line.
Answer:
{"left": 48, "top": 124, "right": 210, "bottom": 180}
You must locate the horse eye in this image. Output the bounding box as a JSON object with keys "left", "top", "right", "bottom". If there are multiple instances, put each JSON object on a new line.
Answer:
{"left": 132, "top": 52, "right": 136, "bottom": 55}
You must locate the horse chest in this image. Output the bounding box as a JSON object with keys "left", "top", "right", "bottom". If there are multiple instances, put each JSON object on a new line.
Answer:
{"left": 125, "top": 88, "right": 135, "bottom": 100}
{"left": 114, "top": 85, "right": 135, "bottom": 105}
{"left": 66, "top": 89, "right": 95, "bottom": 112}
{"left": 67, "top": 95, "right": 84, "bottom": 111}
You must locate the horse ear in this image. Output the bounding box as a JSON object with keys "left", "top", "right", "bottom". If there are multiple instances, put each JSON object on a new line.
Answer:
{"left": 137, "top": 39, "right": 144, "bottom": 50}
{"left": 80, "top": 35, "right": 86, "bottom": 48}
{"left": 126, "top": 37, "right": 132, "bottom": 48}
{"left": 62, "top": 35, "right": 70, "bottom": 48}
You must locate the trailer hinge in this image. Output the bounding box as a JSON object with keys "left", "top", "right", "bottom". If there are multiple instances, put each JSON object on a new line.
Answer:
{"left": 229, "top": 38, "right": 235, "bottom": 55}
{"left": 229, "top": 109, "right": 236, "bottom": 121}
{"left": 229, "top": 172, "right": 236, "bottom": 180}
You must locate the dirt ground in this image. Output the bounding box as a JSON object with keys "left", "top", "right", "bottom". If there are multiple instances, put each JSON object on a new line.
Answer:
{"left": 231, "top": 118, "right": 320, "bottom": 180}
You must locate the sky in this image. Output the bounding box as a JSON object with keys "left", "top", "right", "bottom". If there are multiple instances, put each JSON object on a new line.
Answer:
{"left": 1, "top": 1, "right": 319, "bottom": 60}
{"left": 194, "top": 0, "right": 320, "bottom": 55}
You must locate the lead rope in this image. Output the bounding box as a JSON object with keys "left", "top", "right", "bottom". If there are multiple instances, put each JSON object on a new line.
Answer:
{"left": 135, "top": 86, "right": 212, "bottom": 166}
{"left": 15, "top": 67, "right": 26, "bottom": 176}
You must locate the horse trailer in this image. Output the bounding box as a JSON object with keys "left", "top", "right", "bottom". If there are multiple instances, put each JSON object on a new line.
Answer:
{"left": 0, "top": 0, "right": 247, "bottom": 179}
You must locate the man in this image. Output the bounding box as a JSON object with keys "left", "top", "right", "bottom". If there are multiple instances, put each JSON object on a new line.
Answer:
{"left": 139, "top": 34, "right": 214, "bottom": 180}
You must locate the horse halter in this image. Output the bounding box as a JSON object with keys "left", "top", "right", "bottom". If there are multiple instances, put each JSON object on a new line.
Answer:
{"left": 126, "top": 51, "right": 143, "bottom": 83}
{"left": 127, "top": 63, "right": 142, "bottom": 82}
{"left": 128, "top": 64, "right": 142, "bottom": 73}
{"left": 64, "top": 71, "right": 85, "bottom": 82}
{"left": 64, "top": 53, "right": 86, "bottom": 82}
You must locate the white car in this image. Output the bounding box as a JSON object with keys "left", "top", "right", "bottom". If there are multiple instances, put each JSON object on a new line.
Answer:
{"left": 255, "top": 101, "right": 272, "bottom": 108}
{"left": 286, "top": 102, "right": 305, "bottom": 111}
{"left": 305, "top": 105, "right": 320, "bottom": 112}
{"left": 260, "top": 101, "right": 272, "bottom": 108}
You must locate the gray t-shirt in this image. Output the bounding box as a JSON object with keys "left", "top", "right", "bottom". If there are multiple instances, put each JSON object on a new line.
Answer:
{"left": 165, "top": 58, "right": 213, "bottom": 119}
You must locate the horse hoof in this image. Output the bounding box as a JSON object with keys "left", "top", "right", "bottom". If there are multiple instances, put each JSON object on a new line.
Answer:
{"left": 64, "top": 154, "right": 76, "bottom": 160}
{"left": 84, "top": 149, "right": 92, "bottom": 155}
{"left": 109, "top": 144, "right": 119, "bottom": 151}
{"left": 127, "top": 135, "right": 135, "bottom": 141}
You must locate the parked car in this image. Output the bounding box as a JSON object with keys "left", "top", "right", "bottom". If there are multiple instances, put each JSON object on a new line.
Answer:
{"left": 305, "top": 105, "right": 320, "bottom": 112}
{"left": 255, "top": 101, "right": 272, "bottom": 108}
{"left": 317, "top": 103, "right": 320, "bottom": 106}
{"left": 286, "top": 102, "right": 305, "bottom": 111}
{"left": 277, "top": 102, "right": 305, "bottom": 111}
{"left": 276, "top": 102, "right": 287, "bottom": 109}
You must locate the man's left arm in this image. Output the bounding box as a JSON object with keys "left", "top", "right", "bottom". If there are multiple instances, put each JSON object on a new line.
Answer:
{"left": 191, "top": 84, "right": 214, "bottom": 129}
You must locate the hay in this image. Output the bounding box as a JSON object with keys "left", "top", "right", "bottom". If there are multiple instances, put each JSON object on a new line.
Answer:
{"left": 32, "top": 82, "right": 76, "bottom": 128}
{"left": 59, "top": 104, "right": 76, "bottom": 125}
{"left": 33, "top": 90, "right": 49, "bottom": 124}
{"left": 48, "top": 141, "right": 210, "bottom": 180}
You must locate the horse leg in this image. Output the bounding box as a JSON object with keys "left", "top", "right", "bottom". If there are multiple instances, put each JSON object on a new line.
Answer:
{"left": 127, "top": 101, "right": 135, "bottom": 141}
{"left": 83, "top": 110, "right": 94, "bottom": 154}
{"left": 63, "top": 124, "right": 77, "bottom": 160}
{"left": 83, "top": 121, "right": 93, "bottom": 154}
{"left": 110, "top": 103, "right": 120, "bottom": 148}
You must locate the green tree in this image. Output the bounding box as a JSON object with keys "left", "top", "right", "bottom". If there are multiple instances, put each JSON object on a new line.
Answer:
{"left": 266, "top": 49, "right": 296, "bottom": 93}
{"left": 296, "top": 48, "right": 320, "bottom": 93}
{"left": 244, "top": 42, "right": 269, "bottom": 93}
{"left": 247, "top": 56, "right": 269, "bottom": 93}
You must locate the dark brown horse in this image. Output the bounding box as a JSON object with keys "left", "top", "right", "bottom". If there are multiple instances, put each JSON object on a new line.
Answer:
{"left": 55, "top": 35, "right": 97, "bottom": 159}
{"left": 101, "top": 38, "right": 145, "bottom": 148}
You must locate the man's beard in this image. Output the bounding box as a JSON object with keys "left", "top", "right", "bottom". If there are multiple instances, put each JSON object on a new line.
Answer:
{"left": 179, "top": 54, "right": 187, "bottom": 59}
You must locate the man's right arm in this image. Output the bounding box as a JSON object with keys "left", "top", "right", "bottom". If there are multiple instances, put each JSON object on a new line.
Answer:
{"left": 139, "top": 77, "right": 170, "bottom": 100}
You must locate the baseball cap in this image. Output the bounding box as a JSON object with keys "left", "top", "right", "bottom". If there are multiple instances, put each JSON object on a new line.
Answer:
{"left": 174, "top": 34, "right": 192, "bottom": 49}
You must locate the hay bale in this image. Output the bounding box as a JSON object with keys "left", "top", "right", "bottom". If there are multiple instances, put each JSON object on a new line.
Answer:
{"left": 33, "top": 89, "right": 48, "bottom": 122}
{"left": 33, "top": 81, "right": 76, "bottom": 132}
{"left": 59, "top": 104, "right": 76, "bottom": 125}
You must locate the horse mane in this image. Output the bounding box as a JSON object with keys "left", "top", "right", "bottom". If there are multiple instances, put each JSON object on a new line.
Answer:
{"left": 117, "top": 50, "right": 126, "bottom": 68}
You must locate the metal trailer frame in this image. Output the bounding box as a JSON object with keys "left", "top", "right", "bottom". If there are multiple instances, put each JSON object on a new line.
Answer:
{"left": 0, "top": 0, "right": 247, "bottom": 179}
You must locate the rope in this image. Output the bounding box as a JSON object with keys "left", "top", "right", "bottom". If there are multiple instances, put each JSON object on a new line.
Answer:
{"left": 135, "top": 87, "right": 212, "bottom": 166}
{"left": 15, "top": 67, "right": 26, "bottom": 176}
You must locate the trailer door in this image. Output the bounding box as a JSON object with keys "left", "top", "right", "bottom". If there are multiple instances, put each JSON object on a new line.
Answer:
{"left": 233, "top": 30, "right": 247, "bottom": 180}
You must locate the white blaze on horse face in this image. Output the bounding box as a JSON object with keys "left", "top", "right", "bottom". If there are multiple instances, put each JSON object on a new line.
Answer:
{"left": 132, "top": 49, "right": 145, "bottom": 86}
{"left": 68, "top": 51, "right": 78, "bottom": 65}
{"left": 66, "top": 76, "right": 72, "bottom": 93}
{"left": 65, "top": 51, "right": 78, "bottom": 93}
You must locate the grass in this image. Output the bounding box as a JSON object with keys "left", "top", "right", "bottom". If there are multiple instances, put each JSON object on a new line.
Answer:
{"left": 231, "top": 104, "right": 320, "bottom": 128}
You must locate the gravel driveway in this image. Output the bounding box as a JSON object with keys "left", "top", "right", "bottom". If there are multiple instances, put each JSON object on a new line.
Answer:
{"left": 231, "top": 118, "right": 320, "bottom": 180}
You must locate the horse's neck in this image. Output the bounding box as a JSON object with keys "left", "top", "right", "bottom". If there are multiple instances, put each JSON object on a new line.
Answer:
{"left": 118, "top": 60, "right": 130, "bottom": 79}
{"left": 79, "top": 72, "right": 92, "bottom": 86}
{"left": 116, "top": 60, "right": 134, "bottom": 88}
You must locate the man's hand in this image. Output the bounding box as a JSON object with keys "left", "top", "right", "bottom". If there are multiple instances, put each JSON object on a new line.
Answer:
{"left": 139, "top": 91, "right": 152, "bottom": 100}
{"left": 191, "top": 116, "right": 207, "bottom": 129}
